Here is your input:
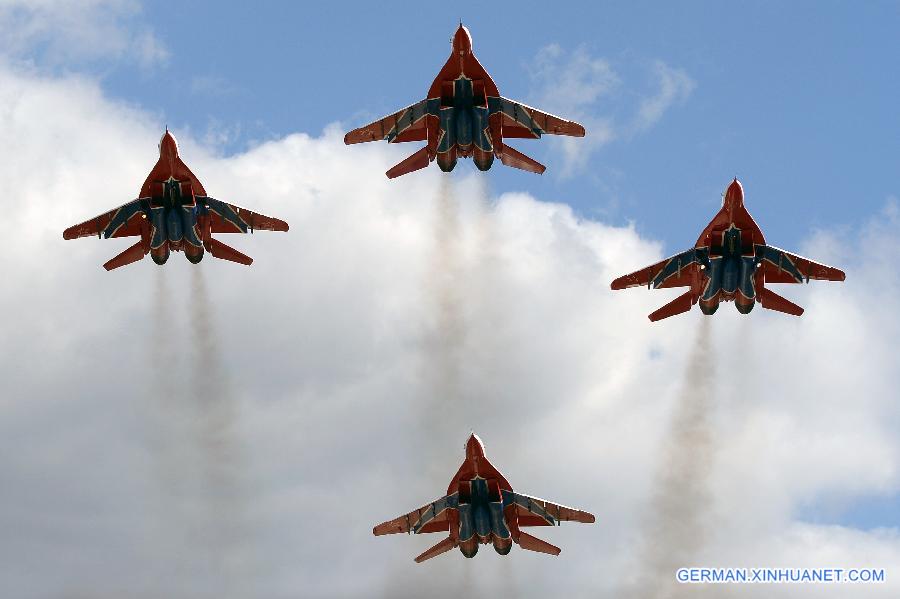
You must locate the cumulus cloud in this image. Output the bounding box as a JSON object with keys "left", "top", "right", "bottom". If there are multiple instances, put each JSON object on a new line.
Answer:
{"left": 527, "top": 46, "right": 694, "bottom": 177}
{"left": 0, "top": 58, "right": 897, "bottom": 599}
{"left": 0, "top": 0, "right": 169, "bottom": 69}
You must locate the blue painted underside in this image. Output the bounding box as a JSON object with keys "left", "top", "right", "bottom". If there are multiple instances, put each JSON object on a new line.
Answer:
{"left": 486, "top": 96, "right": 546, "bottom": 137}
{"left": 383, "top": 98, "right": 440, "bottom": 143}
{"left": 650, "top": 226, "right": 807, "bottom": 302}
{"left": 436, "top": 78, "right": 491, "bottom": 153}
{"left": 204, "top": 197, "right": 248, "bottom": 233}
{"left": 410, "top": 481, "right": 560, "bottom": 541}
{"left": 458, "top": 479, "right": 510, "bottom": 542}
{"left": 101, "top": 179, "right": 248, "bottom": 249}
{"left": 384, "top": 77, "right": 554, "bottom": 157}
{"left": 411, "top": 493, "right": 459, "bottom": 534}
{"left": 502, "top": 490, "right": 557, "bottom": 525}
{"left": 756, "top": 244, "right": 805, "bottom": 282}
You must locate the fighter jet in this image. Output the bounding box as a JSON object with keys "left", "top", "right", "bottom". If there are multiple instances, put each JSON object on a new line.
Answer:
{"left": 374, "top": 433, "right": 594, "bottom": 562}
{"left": 63, "top": 130, "right": 288, "bottom": 270}
{"left": 344, "top": 24, "right": 585, "bottom": 178}
{"left": 611, "top": 178, "right": 845, "bottom": 321}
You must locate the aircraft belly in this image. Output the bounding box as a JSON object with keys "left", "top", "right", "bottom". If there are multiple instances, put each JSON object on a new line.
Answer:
{"left": 739, "top": 256, "right": 757, "bottom": 299}
{"left": 458, "top": 503, "right": 475, "bottom": 541}
{"left": 166, "top": 207, "right": 183, "bottom": 243}
{"left": 702, "top": 258, "right": 724, "bottom": 301}
{"left": 474, "top": 504, "right": 491, "bottom": 539}
{"left": 150, "top": 207, "right": 167, "bottom": 249}
{"left": 438, "top": 109, "right": 456, "bottom": 152}
{"left": 473, "top": 107, "right": 492, "bottom": 152}
{"left": 455, "top": 109, "right": 472, "bottom": 146}
{"left": 181, "top": 206, "right": 202, "bottom": 248}
{"left": 722, "top": 259, "right": 739, "bottom": 294}
{"left": 489, "top": 502, "right": 510, "bottom": 539}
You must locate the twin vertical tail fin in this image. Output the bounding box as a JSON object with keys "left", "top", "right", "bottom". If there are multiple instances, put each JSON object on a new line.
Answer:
{"left": 387, "top": 147, "right": 431, "bottom": 179}
{"left": 649, "top": 290, "right": 697, "bottom": 321}
{"left": 516, "top": 531, "right": 561, "bottom": 556}
{"left": 498, "top": 144, "right": 546, "bottom": 174}
{"left": 414, "top": 536, "right": 456, "bottom": 563}
{"left": 103, "top": 241, "right": 146, "bottom": 271}
{"left": 207, "top": 238, "right": 253, "bottom": 266}
{"left": 758, "top": 287, "right": 804, "bottom": 316}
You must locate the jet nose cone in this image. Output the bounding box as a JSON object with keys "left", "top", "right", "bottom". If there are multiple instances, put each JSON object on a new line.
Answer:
{"left": 452, "top": 24, "right": 473, "bottom": 53}
{"left": 159, "top": 129, "right": 179, "bottom": 157}
{"left": 722, "top": 177, "right": 744, "bottom": 206}
{"left": 465, "top": 433, "right": 485, "bottom": 458}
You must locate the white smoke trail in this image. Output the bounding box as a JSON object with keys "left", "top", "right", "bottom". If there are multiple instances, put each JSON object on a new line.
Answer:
{"left": 383, "top": 177, "right": 509, "bottom": 598}
{"left": 418, "top": 176, "right": 468, "bottom": 478}
{"left": 628, "top": 317, "right": 717, "bottom": 599}
{"left": 382, "top": 178, "right": 481, "bottom": 598}
{"left": 189, "top": 268, "right": 252, "bottom": 599}
{"left": 142, "top": 268, "right": 196, "bottom": 590}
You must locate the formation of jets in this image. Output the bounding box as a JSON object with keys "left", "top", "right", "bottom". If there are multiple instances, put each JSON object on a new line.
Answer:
{"left": 60, "top": 23, "right": 846, "bottom": 564}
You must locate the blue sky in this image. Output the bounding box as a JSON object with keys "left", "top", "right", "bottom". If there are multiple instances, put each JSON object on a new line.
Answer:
{"left": 74, "top": 0, "right": 900, "bottom": 248}
{"left": 1, "top": 2, "right": 899, "bottom": 596}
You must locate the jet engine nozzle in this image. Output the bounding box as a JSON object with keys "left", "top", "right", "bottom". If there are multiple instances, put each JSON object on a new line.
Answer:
{"left": 185, "top": 244, "right": 204, "bottom": 264}
{"left": 492, "top": 535, "right": 512, "bottom": 555}
{"left": 699, "top": 296, "right": 720, "bottom": 315}
{"left": 458, "top": 537, "right": 478, "bottom": 558}
{"left": 150, "top": 245, "right": 170, "bottom": 265}
{"left": 473, "top": 147, "right": 493, "bottom": 171}
{"left": 735, "top": 296, "right": 755, "bottom": 314}
{"left": 437, "top": 148, "right": 457, "bottom": 172}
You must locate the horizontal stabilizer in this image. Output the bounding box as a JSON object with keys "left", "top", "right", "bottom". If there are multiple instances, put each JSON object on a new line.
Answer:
{"left": 414, "top": 536, "right": 456, "bottom": 563}
{"left": 758, "top": 287, "right": 804, "bottom": 316}
{"left": 103, "top": 241, "right": 146, "bottom": 271}
{"left": 499, "top": 144, "right": 546, "bottom": 174}
{"left": 516, "top": 531, "right": 561, "bottom": 556}
{"left": 649, "top": 290, "right": 696, "bottom": 322}
{"left": 207, "top": 238, "right": 253, "bottom": 266}
{"left": 386, "top": 147, "right": 431, "bottom": 179}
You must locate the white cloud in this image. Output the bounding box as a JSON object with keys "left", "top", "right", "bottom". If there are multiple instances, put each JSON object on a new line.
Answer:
{"left": 527, "top": 47, "right": 694, "bottom": 177}
{"left": 0, "top": 0, "right": 169, "bottom": 69}
{"left": 528, "top": 44, "right": 618, "bottom": 177}
{"left": 633, "top": 60, "right": 695, "bottom": 133}
{"left": 0, "top": 61, "right": 897, "bottom": 599}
